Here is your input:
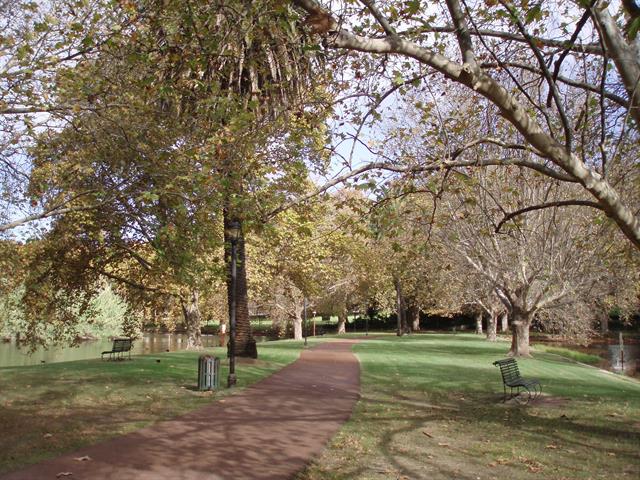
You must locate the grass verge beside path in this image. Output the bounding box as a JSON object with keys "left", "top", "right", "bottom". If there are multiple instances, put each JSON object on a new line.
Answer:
{"left": 0, "top": 338, "right": 320, "bottom": 474}
{"left": 299, "top": 333, "right": 640, "bottom": 480}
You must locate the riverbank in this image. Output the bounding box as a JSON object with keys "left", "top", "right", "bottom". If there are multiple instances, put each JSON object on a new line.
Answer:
{"left": 0, "top": 333, "right": 221, "bottom": 367}
{"left": 530, "top": 332, "right": 640, "bottom": 377}
{"left": 0, "top": 339, "right": 317, "bottom": 474}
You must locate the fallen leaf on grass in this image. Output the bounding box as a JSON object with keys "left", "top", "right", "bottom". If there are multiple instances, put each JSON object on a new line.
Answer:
{"left": 422, "top": 431, "right": 433, "bottom": 438}
{"left": 519, "top": 456, "right": 544, "bottom": 473}
{"left": 43, "top": 433, "right": 53, "bottom": 439}
{"left": 56, "top": 473, "right": 72, "bottom": 478}
{"left": 607, "top": 452, "right": 616, "bottom": 457}
{"left": 437, "top": 443, "right": 450, "bottom": 447}
{"left": 74, "top": 456, "right": 91, "bottom": 462}
{"left": 545, "top": 444, "right": 558, "bottom": 449}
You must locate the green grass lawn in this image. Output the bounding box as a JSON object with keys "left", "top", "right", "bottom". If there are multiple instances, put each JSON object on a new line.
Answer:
{"left": 299, "top": 333, "right": 640, "bottom": 480}
{"left": 532, "top": 343, "right": 603, "bottom": 365}
{"left": 0, "top": 339, "right": 317, "bottom": 474}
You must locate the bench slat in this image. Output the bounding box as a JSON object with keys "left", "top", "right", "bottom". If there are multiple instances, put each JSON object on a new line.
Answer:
{"left": 101, "top": 338, "right": 133, "bottom": 360}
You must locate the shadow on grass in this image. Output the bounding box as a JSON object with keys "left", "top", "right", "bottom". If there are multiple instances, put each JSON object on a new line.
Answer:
{"left": 298, "top": 334, "right": 640, "bottom": 480}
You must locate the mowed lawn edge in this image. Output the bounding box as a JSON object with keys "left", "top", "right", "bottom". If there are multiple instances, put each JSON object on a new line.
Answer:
{"left": 0, "top": 338, "right": 322, "bottom": 474}
{"left": 298, "top": 333, "right": 640, "bottom": 480}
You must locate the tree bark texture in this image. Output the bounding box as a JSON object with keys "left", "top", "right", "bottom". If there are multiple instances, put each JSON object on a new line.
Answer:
{"left": 475, "top": 311, "right": 483, "bottom": 335}
{"left": 500, "top": 311, "right": 508, "bottom": 333}
{"left": 224, "top": 213, "right": 255, "bottom": 357}
{"left": 486, "top": 311, "right": 497, "bottom": 342}
{"left": 181, "top": 290, "right": 202, "bottom": 349}
{"left": 407, "top": 302, "right": 420, "bottom": 331}
{"left": 337, "top": 307, "right": 347, "bottom": 334}
{"left": 509, "top": 310, "right": 533, "bottom": 357}
{"left": 293, "top": 303, "right": 303, "bottom": 340}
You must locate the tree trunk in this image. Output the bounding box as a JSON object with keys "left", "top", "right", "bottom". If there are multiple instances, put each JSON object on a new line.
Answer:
{"left": 181, "top": 290, "right": 202, "bottom": 349}
{"left": 407, "top": 303, "right": 420, "bottom": 332}
{"left": 292, "top": 303, "right": 303, "bottom": 340}
{"left": 486, "top": 310, "right": 497, "bottom": 342}
{"left": 218, "top": 321, "right": 227, "bottom": 348}
{"left": 337, "top": 307, "right": 347, "bottom": 334}
{"left": 475, "top": 311, "right": 483, "bottom": 335}
{"left": 224, "top": 212, "right": 256, "bottom": 358}
{"left": 500, "top": 311, "right": 508, "bottom": 333}
{"left": 508, "top": 310, "right": 533, "bottom": 357}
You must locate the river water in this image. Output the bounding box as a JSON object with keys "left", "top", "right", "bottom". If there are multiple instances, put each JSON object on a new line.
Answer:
{"left": 0, "top": 333, "right": 220, "bottom": 367}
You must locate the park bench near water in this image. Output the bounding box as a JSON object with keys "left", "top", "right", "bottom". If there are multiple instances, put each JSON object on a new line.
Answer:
{"left": 493, "top": 358, "right": 541, "bottom": 404}
{"left": 101, "top": 338, "right": 133, "bottom": 361}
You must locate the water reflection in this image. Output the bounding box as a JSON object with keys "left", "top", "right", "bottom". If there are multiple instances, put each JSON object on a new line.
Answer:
{"left": 607, "top": 344, "right": 639, "bottom": 375}
{"left": 0, "top": 333, "right": 220, "bottom": 367}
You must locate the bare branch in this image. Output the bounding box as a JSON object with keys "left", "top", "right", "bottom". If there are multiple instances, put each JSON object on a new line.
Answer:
{"left": 480, "top": 61, "right": 628, "bottom": 108}
{"left": 448, "top": 0, "right": 475, "bottom": 65}
{"left": 402, "top": 25, "right": 603, "bottom": 55}
{"left": 499, "top": 0, "right": 573, "bottom": 149}
{"left": 0, "top": 191, "right": 103, "bottom": 233}
{"left": 495, "top": 200, "right": 604, "bottom": 233}
{"left": 349, "top": 72, "right": 429, "bottom": 162}
{"left": 359, "top": 1, "right": 396, "bottom": 35}
{"left": 547, "top": 5, "right": 593, "bottom": 107}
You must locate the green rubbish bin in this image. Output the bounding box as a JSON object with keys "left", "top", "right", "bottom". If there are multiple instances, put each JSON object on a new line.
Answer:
{"left": 197, "top": 355, "right": 220, "bottom": 391}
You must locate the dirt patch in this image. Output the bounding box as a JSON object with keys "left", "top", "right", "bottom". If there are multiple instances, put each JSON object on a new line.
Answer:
{"left": 531, "top": 394, "right": 570, "bottom": 407}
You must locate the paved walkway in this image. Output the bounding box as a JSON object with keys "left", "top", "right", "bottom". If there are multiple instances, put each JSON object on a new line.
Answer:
{"left": 2, "top": 340, "right": 361, "bottom": 480}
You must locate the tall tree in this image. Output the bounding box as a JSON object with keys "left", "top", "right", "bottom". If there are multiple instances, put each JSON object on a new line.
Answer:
{"left": 439, "top": 167, "right": 608, "bottom": 356}
{"left": 19, "top": 0, "right": 329, "bottom": 350}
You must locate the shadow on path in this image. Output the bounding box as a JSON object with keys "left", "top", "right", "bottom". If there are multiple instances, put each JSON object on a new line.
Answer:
{"left": 1, "top": 340, "right": 361, "bottom": 480}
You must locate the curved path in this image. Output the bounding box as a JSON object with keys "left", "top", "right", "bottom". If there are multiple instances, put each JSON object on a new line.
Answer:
{"left": 2, "top": 340, "right": 361, "bottom": 480}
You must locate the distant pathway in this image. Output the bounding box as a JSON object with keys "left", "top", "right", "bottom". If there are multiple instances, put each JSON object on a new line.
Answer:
{"left": 2, "top": 340, "right": 361, "bottom": 480}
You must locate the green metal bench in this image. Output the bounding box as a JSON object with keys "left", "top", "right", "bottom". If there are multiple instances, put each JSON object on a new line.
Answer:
{"left": 493, "top": 358, "right": 541, "bottom": 404}
{"left": 101, "top": 338, "right": 133, "bottom": 361}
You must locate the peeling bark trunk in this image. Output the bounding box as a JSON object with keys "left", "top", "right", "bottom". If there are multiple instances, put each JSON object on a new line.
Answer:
{"left": 407, "top": 303, "right": 420, "bottom": 331}
{"left": 337, "top": 308, "right": 347, "bottom": 334}
{"left": 508, "top": 310, "right": 533, "bottom": 357}
{"left": 181, "top": 291, "right": 202, "bottom": 349}
{"left": 486, "top": 310, "right": 498, "bottom": 342}
{"left": 292, "top": 303, "right": 303, "bottom": 340}
{"left": 500, "top": 311, "right": 508, "bottom": 333}
{"left": 475, "top": 311, "right": 483, "bottom": 335}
